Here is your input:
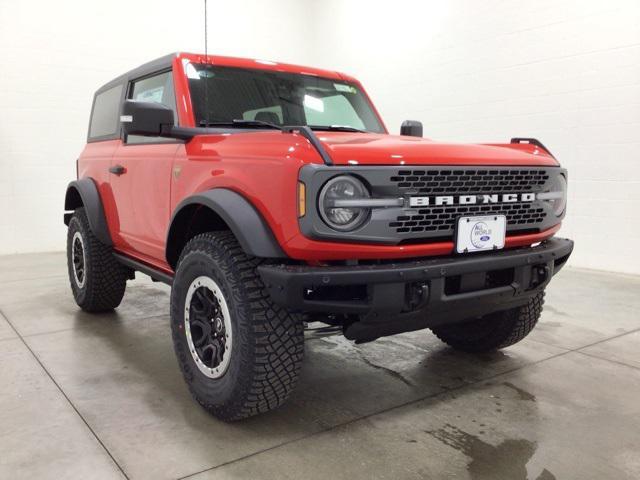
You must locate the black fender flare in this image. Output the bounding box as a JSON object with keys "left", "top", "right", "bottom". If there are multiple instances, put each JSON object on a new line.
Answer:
{"left": 166, "top": 189, "right": 286, "bottom": 267}
{"left": 64, "top": 178, "right": 112, "bottom": 246}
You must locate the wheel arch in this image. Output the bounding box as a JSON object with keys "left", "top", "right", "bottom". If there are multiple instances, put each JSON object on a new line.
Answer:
{"left": 64, "top": 178, "right": 112, "bottom": 246}
{"left": 166, "top": 188, "right": 286, "bottom": 269}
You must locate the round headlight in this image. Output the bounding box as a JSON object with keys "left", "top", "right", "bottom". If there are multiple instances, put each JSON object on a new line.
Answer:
{"left": 319, "top": 176, "right": 370, "bottom": 231}
{"left": 546, "top": 173, "right": 567, "bottom": 216}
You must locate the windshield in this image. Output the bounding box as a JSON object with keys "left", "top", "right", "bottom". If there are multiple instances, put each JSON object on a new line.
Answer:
{"left": 186, "top": 64, "right": 385, "bottom": 133}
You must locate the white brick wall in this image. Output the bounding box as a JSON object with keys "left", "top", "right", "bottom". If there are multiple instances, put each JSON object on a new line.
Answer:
{"left": 0, "top": 0, "right": 312, "bottom": 255}
{"left": 1, "top": 0, "right": 639, "bottom": 274}
{"left": 311, "top": 0, "right": 640, "bottom": 275}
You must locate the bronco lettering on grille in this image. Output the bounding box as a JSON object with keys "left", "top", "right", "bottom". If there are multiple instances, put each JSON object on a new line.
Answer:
{"left": 409, "top": 193, "right": 536, "bottom": 207}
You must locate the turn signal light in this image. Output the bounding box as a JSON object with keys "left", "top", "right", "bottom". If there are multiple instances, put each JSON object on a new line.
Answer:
{"left": 298, "top": 182, "right": 306, "bottom": 217}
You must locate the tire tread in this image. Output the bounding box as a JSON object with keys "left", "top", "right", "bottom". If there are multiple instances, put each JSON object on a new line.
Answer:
{"left": 431, "top": 292, "right": 544, "bottom": 352}
{"left": 171, "top": 231, "right": 304, "bottom": 421}
{"left": 67, "top": 207, "right": 127, "bottom": 312}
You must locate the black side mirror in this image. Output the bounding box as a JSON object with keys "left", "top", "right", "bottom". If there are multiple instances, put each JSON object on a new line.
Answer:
{"left": 121, "top": 100, "right": 174, "bottom": 137}
{"left": 400, "top": 120, "right": 423, "bottom": 137}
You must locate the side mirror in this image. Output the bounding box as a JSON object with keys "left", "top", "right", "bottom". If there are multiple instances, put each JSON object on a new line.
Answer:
{"left": 400, "top": 120, "right": 423, "bottom": 138}
{"left": 121, "top": 100, "right": 175, "bottom": 138}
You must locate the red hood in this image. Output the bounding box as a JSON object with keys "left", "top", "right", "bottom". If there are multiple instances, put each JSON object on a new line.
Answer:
{"left": 313, "top": 132, "right": 558, "bottom": 166}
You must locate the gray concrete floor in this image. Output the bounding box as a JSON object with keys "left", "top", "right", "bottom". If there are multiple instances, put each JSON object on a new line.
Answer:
{"left": 1, "top": 253, "right": 639, "bottom": 480}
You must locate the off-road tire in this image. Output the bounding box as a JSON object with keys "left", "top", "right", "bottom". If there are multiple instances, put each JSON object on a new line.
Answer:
{"left": 170, "top": 231, "right": 304, "bottom": 421}
{"left": 431, "top": 292, "right": 544, "bottom": 352}
{"left": 66, "top": 207, "right": 127, "bottom": 312}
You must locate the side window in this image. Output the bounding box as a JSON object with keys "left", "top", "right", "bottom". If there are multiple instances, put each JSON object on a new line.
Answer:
{"left": 126, "top": 71, "right": 178, "bottom": 144}
{"left": 89, "top": 84, "right": 123, "bottom": 140}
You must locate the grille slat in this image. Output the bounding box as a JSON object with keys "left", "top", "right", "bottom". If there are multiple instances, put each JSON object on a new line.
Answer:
{"left": 390, "top": 202, "right": 546, "bottom": 235}
{"left": 388, "top": 168, "right": 551, "bottom": 237}
{"left": 391, "top": 169, "right": 549, "bottom": 195}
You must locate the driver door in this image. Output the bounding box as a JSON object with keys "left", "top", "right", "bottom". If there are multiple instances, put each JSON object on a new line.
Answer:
{"left": 110, "top": 70, "right": 179, "bottom": 265}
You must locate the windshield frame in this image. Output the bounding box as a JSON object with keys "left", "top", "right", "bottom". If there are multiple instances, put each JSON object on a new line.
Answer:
{"left": 184, "top": 63, "right": 387, "bottom": 134}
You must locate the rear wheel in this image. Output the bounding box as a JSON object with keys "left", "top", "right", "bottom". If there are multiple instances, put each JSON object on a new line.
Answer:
{"left": 66, "top": 207, "right": 127, "bottom": 312}
{"left": 170, "top": 231, "right": 304, "bottom": 421}
{"left": 430, "top": 292, "right": 544, "bottom": 352}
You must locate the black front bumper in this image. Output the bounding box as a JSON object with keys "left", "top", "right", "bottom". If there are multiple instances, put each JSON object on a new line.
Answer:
{"left": 258, "top": 238, "right": 574, "bottom": 342}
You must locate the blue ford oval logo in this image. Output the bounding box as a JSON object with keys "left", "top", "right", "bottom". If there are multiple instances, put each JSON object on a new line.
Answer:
{"left": 480, "top": 235, "right": 490, "bottom": 241}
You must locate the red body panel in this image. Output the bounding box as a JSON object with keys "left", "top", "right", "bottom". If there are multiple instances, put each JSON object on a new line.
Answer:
{"left": 110, "top": 142, "right": 179, "bottom": 263}
{"left": 78, "top": 53, "right": 564, "bottom": 272}
{"left": 306, "top": 132, "right": 558, "bottom": 166}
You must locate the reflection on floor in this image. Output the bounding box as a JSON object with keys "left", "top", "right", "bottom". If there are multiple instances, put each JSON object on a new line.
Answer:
{"left": 1, "top": 252, "right": 639, "bottom": 480}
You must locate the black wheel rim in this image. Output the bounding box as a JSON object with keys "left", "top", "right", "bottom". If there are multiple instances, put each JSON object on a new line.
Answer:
{"left": 72, "top": 231, "right": 86, "bottom": 288}
{"left": 185, "top": 276, "right": 232, "bottom": 378}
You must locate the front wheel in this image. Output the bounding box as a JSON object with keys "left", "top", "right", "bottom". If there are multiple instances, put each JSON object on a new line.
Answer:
{"left": 170, "top": 231, "right": 304, "bottom": 421}
{"left": 430, "top": 292, "right": 544, "bottom": 353}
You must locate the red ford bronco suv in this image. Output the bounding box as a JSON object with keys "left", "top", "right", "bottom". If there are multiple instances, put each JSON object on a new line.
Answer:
{"left": 65, "top": 52, "right": 573, "bottom": 421}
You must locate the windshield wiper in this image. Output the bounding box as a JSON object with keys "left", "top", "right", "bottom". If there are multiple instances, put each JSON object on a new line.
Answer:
{"left": 199, "top": 119, "right": 282, "bottom": 130}
{"left": 198, "top": 120, "right": 334, "bottom": 166}
{"left": 199, "top": 121, "right": 363, "bottom": 133}
{"left": 309, "top": 125, "right": 365, "bottom": 133}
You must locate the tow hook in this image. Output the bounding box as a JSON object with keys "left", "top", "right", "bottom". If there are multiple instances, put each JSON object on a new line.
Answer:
{"left": 406, "top": 282, "right": 429, "bottom": 311}
{"left": 531, "top": 265, "right": 550, "bottom": 289}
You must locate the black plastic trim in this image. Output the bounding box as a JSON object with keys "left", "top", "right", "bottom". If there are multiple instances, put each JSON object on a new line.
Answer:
{"left": 258, "top": 237, "right": 574, "bottom": 339}
{"left": 113, "top": 253, "right": 173, "bottom": 285}
{"left": 510, "top": 137, "right": 555, "bottom": 158}
{"left": 166, "top": 188, "right": 286, "bottom": 267}
{"left": 64, "top": 178, "right": 112, "bottom": 246}
{"left": 282, "top": 126, "right": 333, "bottom": 165}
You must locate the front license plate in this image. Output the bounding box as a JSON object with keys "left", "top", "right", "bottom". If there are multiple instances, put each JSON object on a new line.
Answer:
{"left": 456, "top": 215, "right": 506, "bottom": 253}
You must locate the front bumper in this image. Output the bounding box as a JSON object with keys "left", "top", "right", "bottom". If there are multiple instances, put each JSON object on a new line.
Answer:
{"left": 258, "top": 237, "right": 574, "bottom": 342}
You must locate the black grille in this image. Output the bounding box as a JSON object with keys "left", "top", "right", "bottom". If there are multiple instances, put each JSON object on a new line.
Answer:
{"left": 390, "top": 169, "right": 549, "bottom": 194}
{"left": 390, "top": 203, "right": 546, "bottom": 234}
{"left": 298, "top": 164, "right": 561, "bottom": 245}
{"left": 388, "top": 168, "right": 551, "bottom": 236}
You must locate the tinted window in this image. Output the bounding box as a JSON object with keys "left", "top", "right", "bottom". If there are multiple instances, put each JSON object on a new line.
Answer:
{"left": 127, "top": 71, "right": 177, "bottom": 144}
{"left": 304, "top": 94, "right": 366, "bottom": 130}
{"left": 89, "top": 84, "right": 123, "bottom": 139}
{"left": 188, "top": 65, "right": 384, "bottom": 133}
{"left": 243, "top": 105, "right": 283, "bottom": 124}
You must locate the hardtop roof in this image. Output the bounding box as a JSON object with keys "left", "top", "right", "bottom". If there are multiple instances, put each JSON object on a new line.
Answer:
{"left": 95, "top": 52, "right": 350, "bottom": 94}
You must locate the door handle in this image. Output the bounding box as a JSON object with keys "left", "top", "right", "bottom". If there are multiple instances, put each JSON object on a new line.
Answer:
{"left": 109, "top": 165, "right": 126, "bottom": 176}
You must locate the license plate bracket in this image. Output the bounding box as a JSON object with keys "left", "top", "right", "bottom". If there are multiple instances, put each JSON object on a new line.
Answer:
{"left": 456, "top": 215, "right": 507, "bottom": 253}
